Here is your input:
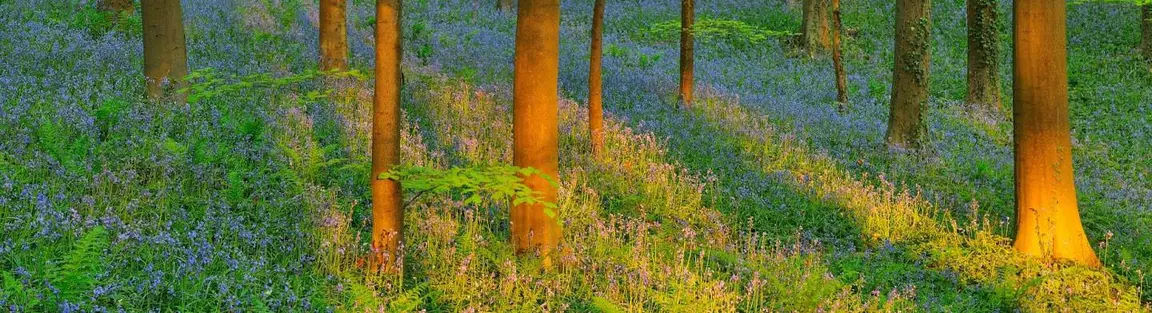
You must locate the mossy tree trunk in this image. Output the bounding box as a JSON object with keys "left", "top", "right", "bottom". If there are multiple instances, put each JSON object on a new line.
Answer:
{"left": 320, "top": 0, "right": 349, "bottom": 71}
{"left": 966, "top": 0, "right": 1002, "bottom": 112}
{"left": 802, "top": 0, "right": 833, "bottom": 56}
{"left": 589, "top": 0, "right": 606, "bottom": 158}
{"left": 371, "top": 0, "right": 404, "bottom": 274}
{"left": 512, "top": 0, "right": 562, "bottom": 267}
{"left": 886, "top": 0, "right": 931, "bottom": 150}
{"left": 1142, "top": 4, "right": 1151, "bottom": 61}
{"left": 679, "top": 0, "right": 695, "bottom": 107}
{"left": 832, "top": 0, "right": 849, "bottom": 109}
{"left": 1012, "top": 0, "right": 1100, "bottom": 267}
{"left": 141, "top": 0, "right": 188, "bottom": 103}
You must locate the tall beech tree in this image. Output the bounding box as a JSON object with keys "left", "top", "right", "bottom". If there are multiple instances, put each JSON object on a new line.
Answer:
{"left": 886, "top": 0, "right": 931, "bottom": 149}
{"left": 679, "top": 0, "right": 695, "bottom": 107}
{"left": 512, "top": 0, "right": 561, "bottom": 266}
{"left": 1143, "top": 4, "right": 1151, "bottom": 61}
{"left": 966, "top": 0, "right": 1002, "bottom": 111}
{"left": 319, "top": 0, "right": 349, "bottom": 71}
{"left": 589, "top": 0, "right": 606, "bottom": 157}
{"left": 832, "top": 0, "right": 848, "bottom": 108}
{"left": 371, "top": 0, "right": 404, "bottom": 273}
{"left": 1012, "top": 0, "right": 1100, "bottom": 266}
{"left": 141, "top": 0, "right": 189, "bottom": 101}
{"left": 802, "top": 0, "right": 833, "bottom": 55}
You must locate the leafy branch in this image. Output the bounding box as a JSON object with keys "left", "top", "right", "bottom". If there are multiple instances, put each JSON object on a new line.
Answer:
{"left": 179, "top": 68, "right": 367, "bottom": 104}
{"left": 378, "top": 165, "right": 560, "bottom": 219}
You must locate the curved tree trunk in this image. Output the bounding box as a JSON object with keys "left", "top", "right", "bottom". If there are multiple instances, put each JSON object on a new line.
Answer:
{"left": 141, "top": 0, "right": 188, "bottom": 102}
{"left": 1142, "top": 4, "right": 1151, "bottom": 61}
{"left": 498, "top": 0, "right": 514, "bottom": 11}
{"left": 512, "top": 0, "right": 561, "bottom": 267}
{"left": 679, "top": 0, "right": 695, "bottom": 107}
{"left": 802, "top": 0, "right": 833, "bottom": 56}
{"left": 320, "top": 0, "right": 349, "bottom": 71}
{"left": 886, "top": 0, "right": 931, "bottom": 150}
{"left": 371, "top": 0, "right": 404, "bottom": 274}
{"left": 589, "top": 0, "right": 606, "bottom": 158}
{"left": 832, "top": 0, "right": 848, "bottom": 109}
{"left": 1012, "top": 0, "right": 1100, "bottom": 267}
{"left": 966, "top": 0, "right": 1002, "bottom": 112}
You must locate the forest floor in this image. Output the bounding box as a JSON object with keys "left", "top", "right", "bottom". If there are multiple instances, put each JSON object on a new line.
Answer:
{"left": 2, "top": 0, "right": 1151, "bottom": 311}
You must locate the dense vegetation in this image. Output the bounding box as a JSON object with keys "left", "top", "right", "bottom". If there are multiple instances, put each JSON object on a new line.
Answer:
{"left": 1, "top": 0, "right": 1150, "bottom": 311}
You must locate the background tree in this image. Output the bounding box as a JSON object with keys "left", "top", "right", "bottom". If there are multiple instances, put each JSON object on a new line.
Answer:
{"left": 1012, "top": 0, "right": 1100, "bottom": 266}
{"left": 832, "top": 0, "right": 848, "bottom": 109}
{"left": 1143, "top": 3, "right": 1151, "bottom": 61}
{"left": 141, "top": 0, "right": 189, "bottom": 101}
{"left": 372, "top": 0, "right": 404, "bottom": 273}
{"left": 679, "top": 0, "right": 695, "bottom": 107}
{"left": 320, "top": 0, "right": 349, "bottom": 71}
{"left": 966, "top": 0, "right": 1002, "bottom": 112}
{"left": 589, "top": 0, "right": 606, "bottom": 157}
{"left": 512, "top": 0, "right": 561, "bottom": 267}
{"left": 98, "top": 0, "right": 133, "bottom": 16}
{"left": 802, "top": 0, "right": 832, "bottom": 56}
{"left": 498, "top": 0, "right": 513, "bottom": 12}
{"left": 886, "top": 0, "right": 931, "bottom": 149}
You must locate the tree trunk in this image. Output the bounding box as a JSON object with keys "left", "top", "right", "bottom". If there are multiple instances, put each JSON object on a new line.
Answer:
{"left": 802, "top": 0, "right": 833, "bottom": 56}
{"left": 1012, "top": 0, "right": 1100, "bottom": 267}
{"left": 141, "top": 0, "right": 189, "bottom": 102}
{"left": 320, "top": 0, "right": 349, "bottom": 71}
{"left": 589, "top": 0, "right": 606, "bottom": 158}
{"left": 832, "top": 0, "right": 848, "bottom": 109}
{"left": 498, "top": 0, "right": 514, "bottom": 11}
{"left": 966, "top": 0, "right": 1002, "bottom": 112}
{"left": 1142, "top": 4, "right": 1151, "bottom": 61}
{"left": 885, "top": 0, "right": 931, "bottom": 150}
{"left": 98, "top": 0, "right": 133, "bottom": 16}
{"left": 371, "top": 0, "right": 404, "bottom": 274}
{"left": 679, "top": 0, "right": 695, "bottom": 107}
{"left": 512, "top": 0, "right": 561, "bottom": 267}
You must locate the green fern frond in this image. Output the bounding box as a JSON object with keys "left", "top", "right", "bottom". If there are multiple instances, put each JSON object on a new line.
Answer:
{"left": 48, "top": 226, "right": 109, "bottom": 303}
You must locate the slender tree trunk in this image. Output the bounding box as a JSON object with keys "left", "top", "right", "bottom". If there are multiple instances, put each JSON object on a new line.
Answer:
{"left": 371, "top": 0, "right": 404, "bottom": 274}
{"left": 885, "top": 0, "right": 931, "bottom": 150}
{"left": 966, "top": 0, "right": 1002, "bottom": 112}
{"left": 832, "top": 0, "right": 848, "bottom": 109}
{"left": 512, "top": 0, "right": 561, "bottom": 267}
{"left": 802, "top": 0, "right": 833, "bottom": 56}
{"left": 320, "top": 0, "right": 349, "bottom": 71}
{"left": 1012, "top": 0, "right": 1100, "bottom": 267}
{"left": 99, "top": 0, "right": 133, "bottom": 16}
{"left": 589, "top": 0, "right": 606, "bottom": 158}
{"left": 1142, "top": 4, "right": 1151, "bottom": 61}
{"left": 141, "top": 0, "right": 189, "bottom": 102}
{"left": 679, "top": 0, "right": 695, "bottom": 107}
{"left": 498, "top": 0, "right": 514, "bottom": 11}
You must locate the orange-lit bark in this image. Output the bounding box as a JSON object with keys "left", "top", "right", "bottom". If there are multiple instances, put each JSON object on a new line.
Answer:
{"left": 802, "top": 0, "right": 833, "bottom": 56}
{"left": 832, "top": 0, "right": 848, "bottom": 109}
{"left": 589, "top": 0, "right": 606, "bottom": 158}
{"left": 512, "top": 0, "right": 561, "bottom": 267}
{"left": 679, "top": 0, "right": 695, "bottom": 107}
{"left": 966, "top": 0, "right": 1002, "bottom": 111}
{"left": 1012, "top": 0, "right": 1099, "bottom": 267}
{"left": 141, "top": 0, "right": 188, "bottom": 102}
{"left": 886, "top": 0, "right": 931, "bottom": 149}
{"left": 371, "top": 0, "right": 404, "bottom": 273}
{"left": 319, "top": 0, "right": 349, "bottom": 71}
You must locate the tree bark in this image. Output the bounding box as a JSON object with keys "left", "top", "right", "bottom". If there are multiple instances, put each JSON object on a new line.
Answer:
{"left": 832, "top": 0, "right": 848, "bottom": 109}
{"left": 512, "top": 0, "right": 561, "bottom": 267}
{"left": 498, "top": 0, "right": 514, "bottom": 11}
{"left": 589, "top": 0, "right": 606, "bottom": 158}
{"left": 886, "top": 0, "right": 931, "bottom": 150}
{"left": 1142, "top": 4, "right": 1151, "bottom": 61}
{"left": 1012, "top": 0, "right": 1100, "bottom": 267}
{"left": 966, "top": 0, "right": 1002, "bottom": 112}
{"left": 372, "top": 0, "right": 404, "bottom": 274}
{"left": 99, "top": 0, "right": 133, "bottom": 16}
{"left": 802, "top": 0, "right": 833, "bottom": 56}
{"left": 320, "top": 0, "right": 349, "bottom": 71}
{"left": 679, "top": 0, "right": 695, "bottom": 107}
{"left": 141, "top": 0, "right": 189, "bottom": 102}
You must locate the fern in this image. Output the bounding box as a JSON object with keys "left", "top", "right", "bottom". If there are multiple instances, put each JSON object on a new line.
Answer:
{"left": 379, "top": 165, "right": 560, "bottom": 219}
{"left": 591, "top": 296, "right": 625, "bottom": 313}
{"left": 45, "top": 226, "right": 109, "bottom": 304}
{"left": 387, "top": 283, "right": 429, "bottom": 313}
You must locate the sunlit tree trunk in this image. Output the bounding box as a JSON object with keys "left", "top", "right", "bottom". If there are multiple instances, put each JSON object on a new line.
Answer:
{"left": 1012, "top": 0, "right": 1100, "bottom": 267}
{"left": 966, "top": 0, "right": 1002, "bottom": 112}
{"left": 498, "top": 0, "right": 513, "bottom": 11}
{"left": 679, "top": 0, "right": 695, "bottom": 107}
{"left": 320, "top": 0, "right": 349, "bottom": 71}
{"left": 832, "top": 0, "right": 848, "bottom": 109}
{"left": 512, "top": 0, "right": 561, "bottom": 267}
{"left": 589, "top": 0, "right": 606, "bottom": 157}
{"left": 141, "top": 0, "right": 188, "bottom": 102}
{"left": 886, "top": 0, "right": 931, "bottom": 149}
{"left": 1142, "top": 4, "right": 1151, "bottom": 61}
{"left": 802, "top": 0, "right": 832, "bottom": 56}
{"left": 371, "top": 0, "right": 404, "bottom": 274}
{"left": 99, "top": 0, "right": 133, "bottom": 16}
